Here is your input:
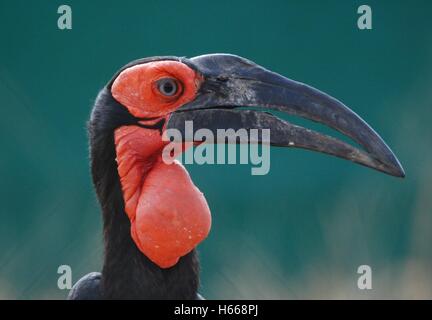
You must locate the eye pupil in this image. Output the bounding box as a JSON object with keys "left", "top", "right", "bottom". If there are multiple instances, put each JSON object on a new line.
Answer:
{"left": 163, "top": 82, "right": 174, "bottom": 93}
{"left": 157, "top": 78, "right": 178, "bottom": 96}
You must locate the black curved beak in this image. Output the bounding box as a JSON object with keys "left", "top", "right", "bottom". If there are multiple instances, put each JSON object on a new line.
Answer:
{"left": 167, "top": 54, "right": 405, "bottom": 177}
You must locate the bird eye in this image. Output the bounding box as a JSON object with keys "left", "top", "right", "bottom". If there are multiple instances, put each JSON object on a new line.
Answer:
{"left": 157, "top": 78, "right": 179, "bottom": 97}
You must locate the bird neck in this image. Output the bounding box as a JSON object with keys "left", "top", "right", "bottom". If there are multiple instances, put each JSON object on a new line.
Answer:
{"left": 101, "top": 206, "right": 200, "bottom": 299}
{"left": 89, "top": 118, "right": 200, "bottom": 299}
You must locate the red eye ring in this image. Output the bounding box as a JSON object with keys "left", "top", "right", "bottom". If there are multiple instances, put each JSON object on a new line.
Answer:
{"left": 111, "top": 61, "right": 198, "bottom": 118}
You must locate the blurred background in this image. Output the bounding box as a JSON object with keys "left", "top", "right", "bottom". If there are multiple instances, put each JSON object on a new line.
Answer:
{"left": 0, "top": 0, "right": 431, "bottom": 299}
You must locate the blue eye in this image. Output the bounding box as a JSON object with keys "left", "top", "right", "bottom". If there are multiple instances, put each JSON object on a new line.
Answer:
{"left": 157, "top": 78, "right": 178, "bottom": 96}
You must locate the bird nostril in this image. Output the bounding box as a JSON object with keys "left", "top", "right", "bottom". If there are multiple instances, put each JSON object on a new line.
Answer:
{"left": 216, "top": 75, "right": 229, "bottom": 82}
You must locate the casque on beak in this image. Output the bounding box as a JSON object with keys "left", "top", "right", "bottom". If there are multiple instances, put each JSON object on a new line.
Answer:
{"left": 167, "top": 54, "right": 405, "bottom": 177}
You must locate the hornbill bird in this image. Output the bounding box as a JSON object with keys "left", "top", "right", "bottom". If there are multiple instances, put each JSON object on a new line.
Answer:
{"left": 68, "top": 54, "right": 404, "bottom": 300}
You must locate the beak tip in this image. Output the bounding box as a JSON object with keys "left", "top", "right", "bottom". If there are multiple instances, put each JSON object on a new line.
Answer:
{"left": 395, "top": 166, "right": 406, "bottom": 178}
{"left": 386, "top": 160, "right": 406, "bottom": 178}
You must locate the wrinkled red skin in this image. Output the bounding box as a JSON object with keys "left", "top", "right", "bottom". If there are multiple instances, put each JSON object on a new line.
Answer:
{"left": 112, "top": 61, "right": 201, "bottom": 118}
{"left": 112, "top": 61, "right": 211, "bottom": 268}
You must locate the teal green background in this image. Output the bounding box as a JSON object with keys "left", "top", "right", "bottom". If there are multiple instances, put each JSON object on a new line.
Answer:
{"left": 0, "top": 0, "right": 431, "bottom": 299}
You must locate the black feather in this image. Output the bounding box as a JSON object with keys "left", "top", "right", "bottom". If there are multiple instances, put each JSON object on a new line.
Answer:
{"left": 67, "top": 272, "right": 102, "bottom": 300}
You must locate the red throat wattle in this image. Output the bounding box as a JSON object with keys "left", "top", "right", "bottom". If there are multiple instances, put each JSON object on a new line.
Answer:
{"left": 114, "top": 126, "right": 211, "bottom": 268}
{"left": 111, "top": 61, "right": 211, "bottom": 268}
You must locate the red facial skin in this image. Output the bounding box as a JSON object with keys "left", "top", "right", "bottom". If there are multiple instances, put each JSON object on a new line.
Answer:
{"left": 111, "top": 61, "right": 211, "bottom": 268}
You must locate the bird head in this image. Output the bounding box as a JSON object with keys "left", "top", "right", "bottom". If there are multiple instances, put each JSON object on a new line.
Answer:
{"left": 90, "top": 54, "right": 404, "bottom": 270}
